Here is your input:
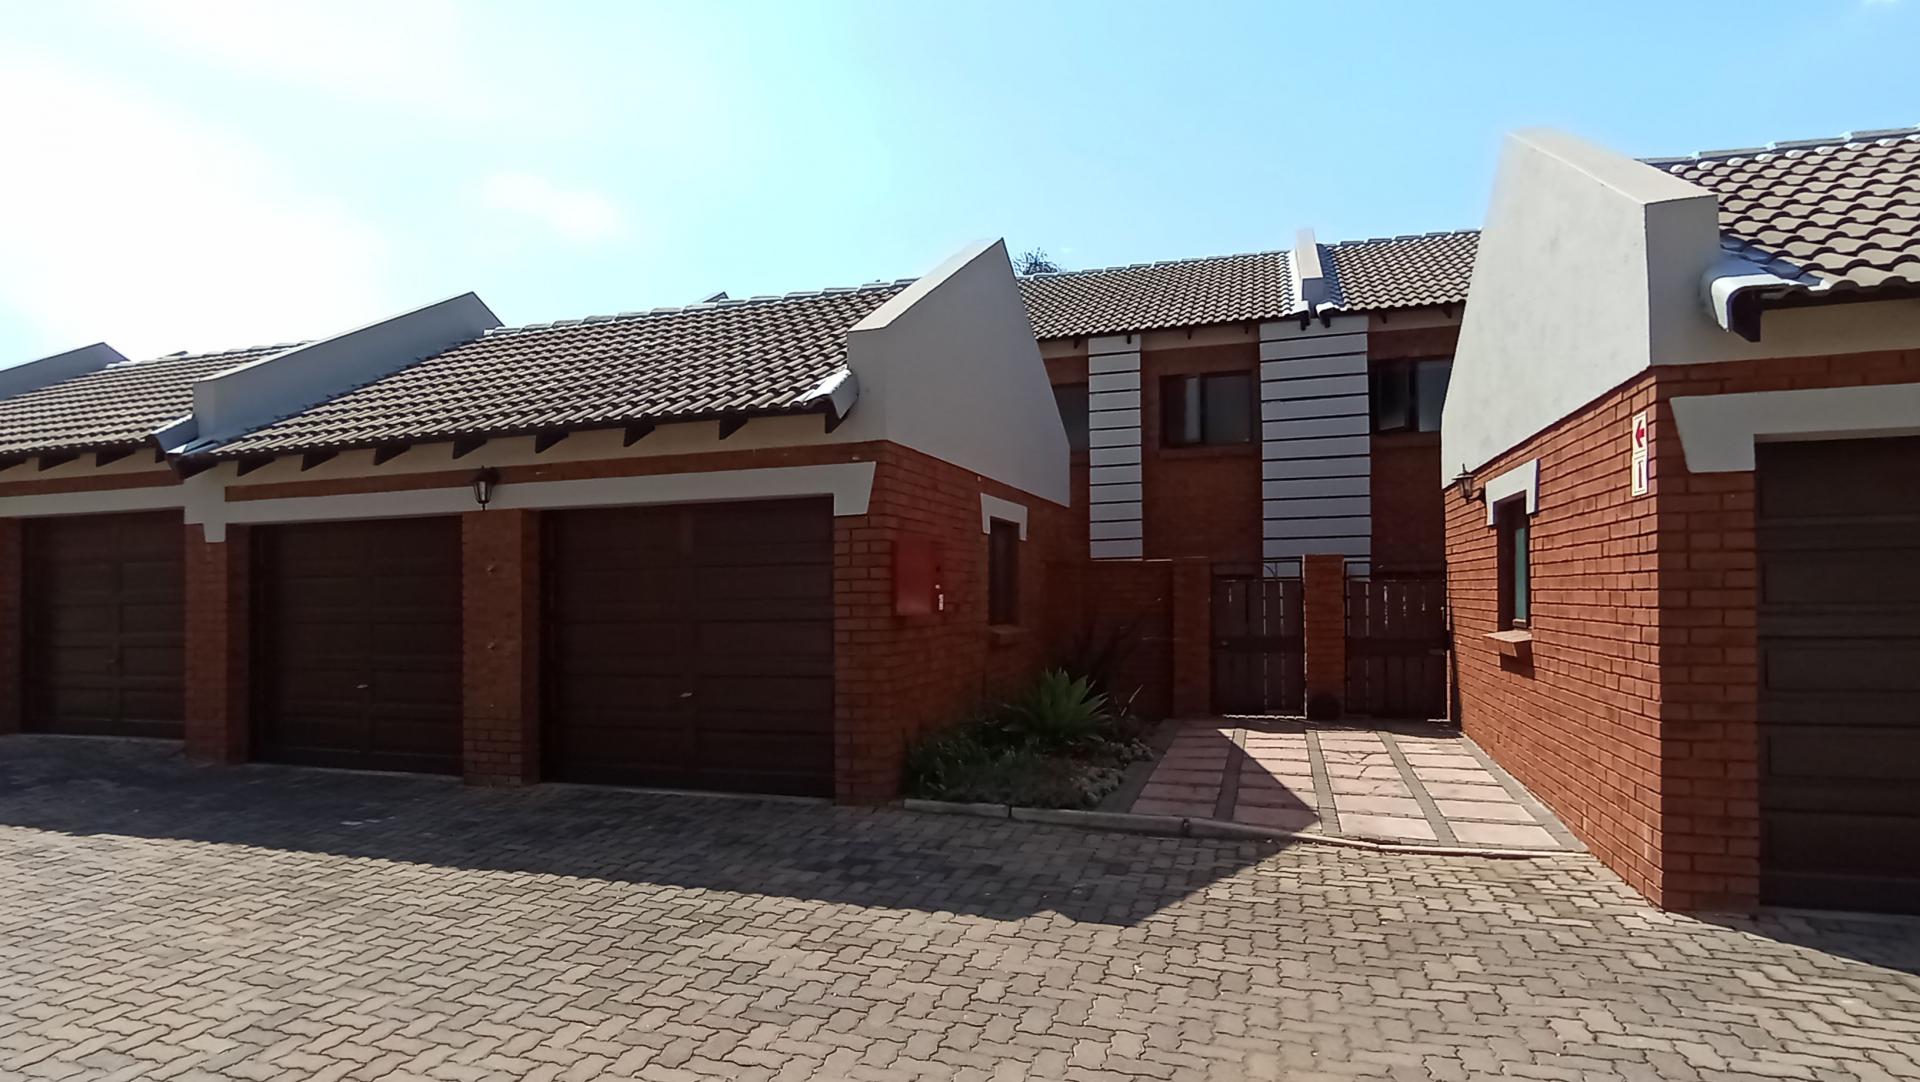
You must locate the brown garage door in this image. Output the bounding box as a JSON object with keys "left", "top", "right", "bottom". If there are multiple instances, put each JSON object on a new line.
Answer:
{"left": 252, "top": 518, "right": 462, "bottom": 774}
{"left": 544, "top": 498, "right": 834, "bottom": 796}
{"left": 1757, "top": 435, "right": 1920, "bottom": 913}
{"left": 22, "top": 512, "right": 185, "bottom": 738}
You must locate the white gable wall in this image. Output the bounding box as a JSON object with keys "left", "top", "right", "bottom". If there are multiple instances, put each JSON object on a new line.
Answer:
{"left": 1446, "top": 126, "right": 1920, "bottom": 483}
{"left": 840, "top": 239, "right": 1070, "bottom": 506}
{"left": 1441, "top": 128, "right": 1715, "bottom": 480}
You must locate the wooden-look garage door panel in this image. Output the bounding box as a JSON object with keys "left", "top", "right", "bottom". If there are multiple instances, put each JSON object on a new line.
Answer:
{"left": 1757, "top": 435, "right": 1920, "bottom": 913}
{"left": 24, "top": 512, "right": 186, "bottom": 738}
{"left": 545, "top": 499, "right": 834, "bottom": 796}
{"left": 254, "top": 518, "right": 462, "bottom": 775}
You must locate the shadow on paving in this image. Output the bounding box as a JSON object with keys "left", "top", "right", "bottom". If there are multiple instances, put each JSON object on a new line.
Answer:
{"left": 0, "top": 735, "right": 1289, "bottom": 928}
{"left": 1699, "top": 911, "right": 1920, "bottom": 976}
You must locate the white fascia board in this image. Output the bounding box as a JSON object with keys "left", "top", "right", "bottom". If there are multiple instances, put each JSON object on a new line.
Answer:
{"left": 979, "top": 493, "right": 1028, "bottom": 539}
{"left": 189, "top": 461, "right": 878, "bottom": 542}
{"left": 188, "top": 292, "right": 501, "bottom": 448}
{"left": 0, "top": 484, "right": 185, "bottom": 519}
{"left": 0, "top": 343, "right": 124, "bottom": 400}
{"left": 1671, "top": 384, "right": 1920, "bottom": 472}
{"left": 1481, "top": 458, "right": 1539, "bottom": 524}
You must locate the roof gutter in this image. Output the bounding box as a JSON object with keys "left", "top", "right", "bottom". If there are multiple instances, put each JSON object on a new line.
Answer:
{"left": 1700, "top": 255, "right": 1820, "bottom": 343}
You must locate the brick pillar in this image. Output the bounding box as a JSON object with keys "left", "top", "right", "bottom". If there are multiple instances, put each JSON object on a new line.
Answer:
{"left": 0, "top": 519, "right": 20, "bottom": 735}
{"left": 1170, "top": 557, "right": 1211, "bottom": 717}
{"left": 462, "top": 509, "right": 541, "bottom": 785}
{"left": 184, "top": 524, "right": 250, "bottom": 763}
{"left": 1301, "top": 554, "right": 1348, "bottom": 720}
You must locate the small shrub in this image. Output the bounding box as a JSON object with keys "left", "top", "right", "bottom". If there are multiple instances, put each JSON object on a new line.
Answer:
{"left": 1000, "top": 669, "right": 1112, "bottom": 752}
{"left": 904, "top": 720, "right": 1105, "bottom": 807}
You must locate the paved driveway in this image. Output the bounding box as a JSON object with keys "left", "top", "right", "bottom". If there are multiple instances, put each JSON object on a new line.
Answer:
{"left": 1125, "top": 721, "right": 1579, "bottom": 851}
{"left": 3, "top": 737, "right": 1919, "bottom": 1081}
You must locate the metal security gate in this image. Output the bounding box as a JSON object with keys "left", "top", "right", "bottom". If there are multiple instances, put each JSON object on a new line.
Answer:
{"left": 1345, "top": 577, "right": 1448, "bottom": 719}
{"left": 1211, "top": 575, "right": 1303, "bottom": 715}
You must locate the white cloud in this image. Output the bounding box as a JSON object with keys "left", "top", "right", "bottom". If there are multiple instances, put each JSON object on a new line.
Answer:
{"left": 105, "top": 0, "right": 510, "bottom": 125}
{"left": 0, "top": 52, "right": 391, "bottom": 359}
{"left": 475, "top": 173, "right": 628, "bottom": 244}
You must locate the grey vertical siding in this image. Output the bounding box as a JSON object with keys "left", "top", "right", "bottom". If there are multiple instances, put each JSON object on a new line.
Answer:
{"left": 1085, "top": 334, "right": 1143, "bottom": 559}
{"left": 1258, "top": 315, "right": 1371, "bottom": 563}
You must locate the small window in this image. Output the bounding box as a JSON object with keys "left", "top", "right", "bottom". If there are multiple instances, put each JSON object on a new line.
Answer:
{"left": 988, "top": 519, "right": 1020, "bottom": 626}
{"left": 1495, "top": 497, "right": 1530, "bottom": 629}
{"left": 1053, "top": 383, "right": 1089, "bottom": 453}
{"left": 1161, "top": 373, "right": 1252, "bottom": 447}
{"left": 1373, "top": 358, "right": 1452, "bottom": 433}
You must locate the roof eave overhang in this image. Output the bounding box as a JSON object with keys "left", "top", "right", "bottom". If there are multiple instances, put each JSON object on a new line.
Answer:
{"left": 184, "top": 375, "right": 863, "bottom": 468}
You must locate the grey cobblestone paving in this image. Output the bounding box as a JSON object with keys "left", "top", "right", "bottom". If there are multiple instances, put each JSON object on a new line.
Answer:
{"left": 2, "top": 735, "right": 1918, "bottom": 1081}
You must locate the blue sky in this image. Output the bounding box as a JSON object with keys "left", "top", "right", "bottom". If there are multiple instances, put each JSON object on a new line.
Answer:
{"left": 1, "top": 0, "right": 1915, "bottom": 363}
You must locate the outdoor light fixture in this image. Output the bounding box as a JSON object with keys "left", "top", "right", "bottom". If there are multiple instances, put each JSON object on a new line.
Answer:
{"left": 1453, "top": 466, "right": 1479, "bottom": 504}
{"left": 471, "top": 467, "right": 499, "bottom": 509}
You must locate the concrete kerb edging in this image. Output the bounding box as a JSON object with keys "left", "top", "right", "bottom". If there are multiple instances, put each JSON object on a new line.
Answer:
{"left": 901, "top": 799, "right": 1566, "bottom": 860}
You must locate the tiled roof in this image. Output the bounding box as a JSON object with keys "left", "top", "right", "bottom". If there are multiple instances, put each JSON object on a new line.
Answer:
{"left": 1648, "top": 127, "right": 1920, "bottom": 293}
{"left": 1018, "top": 251, "right": 1296, "bottom": 339}
{"left": 1322, "top": 231, "right": 1479, "bottom": 312}
{"left": 212, "top": 284, "right": 909, "bottom": 456}
{"left": 0, "top": 344, "right": 291, "bottom": 457}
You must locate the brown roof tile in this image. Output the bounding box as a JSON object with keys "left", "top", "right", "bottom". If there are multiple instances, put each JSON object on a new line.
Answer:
{"left": 1649, "top": 128, "right": 1920, "bottom": 293}
{"left": 1322, "top": 231, "right": 1479, "bottom": 312}
{"left": 0, "top": 344, "right": 292, "bottom": 457}
{"left": 211, "top": 284, "right": 908, "bottom": 456}
{"left": 1017, "top": 250, "right": 1295, "bottom": 340}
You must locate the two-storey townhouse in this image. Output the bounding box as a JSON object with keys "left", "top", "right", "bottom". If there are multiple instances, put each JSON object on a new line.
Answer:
{"left": 1019, "top": 229, "right": 1477, "bottom": 720}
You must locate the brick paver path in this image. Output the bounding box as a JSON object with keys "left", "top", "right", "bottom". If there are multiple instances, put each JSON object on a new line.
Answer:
{"left": 4, "top": 736, "right": 1919, "bottom": 1081}
{"left": 1130, "top": 721, "right": 1579, "bottom": 851}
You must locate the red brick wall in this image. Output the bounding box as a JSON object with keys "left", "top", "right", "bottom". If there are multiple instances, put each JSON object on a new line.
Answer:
{"left": 462, "top": 509, "right": 540, "bottom": 786}
{"left": 1451, "top": 347, "right": 1920, "bottom": 912}
{"left": 1372, "top": 433, "right": 1444, "bottom": 575}
{"left": 184, "top": 523, "right": 251, "bottom": 764}
{"left": 1139, "top": 343, "right": 1262, "bottom": 562}
{"left": 834, "top": 443, "right": 1073, "bottom": 801}
{"left": 1045, "top": 350, "right": 1092, "bottom": 559}
{"left": 1055, "top": 558, "right": 1175, "bottom": 720}
{"left": 1449, "top": 371, "right": 1665, "bottom": 901}
{"left": 1370, "top": 323, "right": 1457, "bottom": 576}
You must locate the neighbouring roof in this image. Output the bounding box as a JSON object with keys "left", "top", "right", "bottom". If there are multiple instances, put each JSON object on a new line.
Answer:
{"left": 210, "top": 284, "right": 909, "bottom": 456}
{"left": 1322, "top": 231, "right": 1479, "bottom": 312}
{"left": 1648, "top": 127, "right": 1920, "bottom": 294}
{"left": 1018, "top": 250, "right": 1296, "bottom": 340}
{"left": 1018, "top": 232, "right": 1478, "bottom": 339}
{"left": 0, "top": 344, "right": 292, "bottom": 458}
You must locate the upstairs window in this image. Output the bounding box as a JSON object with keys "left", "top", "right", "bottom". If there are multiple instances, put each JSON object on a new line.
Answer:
{"left": 1373, "top": 357, "right": 1452, "bottom": 433}
{"left": 1162, "top": 373, "right": 1253, "bottom": 447}
{"left": 1053, "top": 383, "right": 1089, "bottom": 453}
{"left": 1495, "top": 497, "right": 1531, "bottom": 629}
{"left": 988, "top": 519, "right": 1020, "bottom": 626}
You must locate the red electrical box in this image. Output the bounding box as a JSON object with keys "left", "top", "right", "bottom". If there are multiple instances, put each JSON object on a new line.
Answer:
{"left": 893, "top": 535, "right": 943, "bottom": 616}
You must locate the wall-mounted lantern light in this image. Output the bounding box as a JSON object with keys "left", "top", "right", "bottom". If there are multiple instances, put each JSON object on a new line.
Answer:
{"left": 471, "top": 467, "right": 500, "bottom": 509}
{"left": 1452, "top": 465, "right": 1479, "bottom": 504}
